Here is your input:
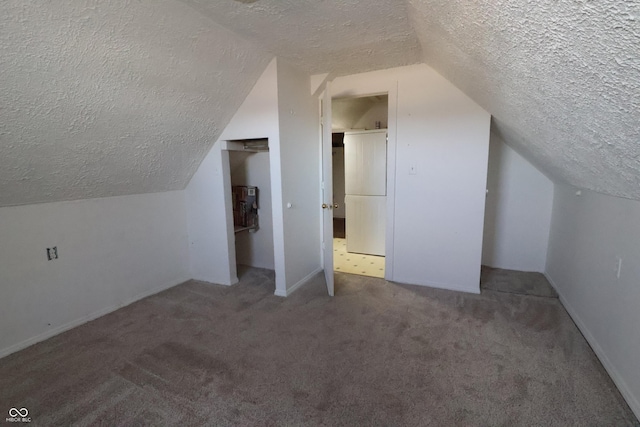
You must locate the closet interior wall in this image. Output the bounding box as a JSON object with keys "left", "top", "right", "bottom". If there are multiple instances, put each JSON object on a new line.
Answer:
{"left": 229, "top": 149, "right": 275, "bottom": 271}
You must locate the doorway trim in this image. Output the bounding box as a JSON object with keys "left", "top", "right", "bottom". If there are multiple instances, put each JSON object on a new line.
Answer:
{"left": 329, "top": 83, "right": 398, "bottom": 281}
{"left": 220, "top": 138, "right": 286, "bottom": 294}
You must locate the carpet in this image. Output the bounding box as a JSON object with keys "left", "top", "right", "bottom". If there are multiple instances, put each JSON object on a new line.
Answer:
{"left": 481, "top": 266, "right": 559, "bottom": 298}
{"left": 0, "top": 267, "right": 636, "bottom": 426}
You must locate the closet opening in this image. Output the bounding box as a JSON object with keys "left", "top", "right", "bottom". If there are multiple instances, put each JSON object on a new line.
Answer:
{"left": 225, "top": 138, "right": 275, "bottom": 283}
{"left": 331, "top": 94, "right": 388, "bottom": 278}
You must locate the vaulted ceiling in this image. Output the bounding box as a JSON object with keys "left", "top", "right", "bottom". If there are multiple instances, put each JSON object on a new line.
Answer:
{"left": 2, "top": 0, "right": 638, "bottom": 207}
{"left": 408, "top": 1, "right": 640, "bottom": 200}
{"left": 0, "top": 1, "right": 272, "bottom": 206}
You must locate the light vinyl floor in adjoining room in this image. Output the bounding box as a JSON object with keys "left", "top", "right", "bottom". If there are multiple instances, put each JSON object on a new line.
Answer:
{"left": 333, "top": 237, "right": 385, "bottom": 278}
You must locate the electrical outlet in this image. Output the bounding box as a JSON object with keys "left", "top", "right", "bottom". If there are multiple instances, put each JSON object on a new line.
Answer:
{"left": 47, "top": 247, "right": 58, "bottom": 261}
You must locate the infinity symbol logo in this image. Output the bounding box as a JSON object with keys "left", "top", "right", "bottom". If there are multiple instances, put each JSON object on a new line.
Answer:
{"left": 8, "top": 407, "right": 28, "bottom": 417}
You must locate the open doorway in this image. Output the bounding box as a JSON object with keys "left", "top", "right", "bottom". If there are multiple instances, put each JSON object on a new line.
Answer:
{"left": 331, "top": 95, "right": 388, "bottom": 278}
{"left": 225, "top": 139, "right": 276, "bottom": 284}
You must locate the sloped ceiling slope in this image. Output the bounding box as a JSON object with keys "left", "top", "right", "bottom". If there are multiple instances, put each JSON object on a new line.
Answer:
{"left": 408, "top": 0, "right": 640, "bottom": 200}
{"left": 178, "top": 0, "right": 423, "bottom": 75}
{"left": 0, "top": 0, "right": 271, "bottom": 207}
{"left": 4, "top": 1, "right": 636, "bottom": 206}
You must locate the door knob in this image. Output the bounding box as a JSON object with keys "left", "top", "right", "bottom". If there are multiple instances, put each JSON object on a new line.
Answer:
{"left": 322, "top": 203, "right": 328, "bottom": 209}
{"left": 333, "top": 203, "right": 339, "bottom": 209}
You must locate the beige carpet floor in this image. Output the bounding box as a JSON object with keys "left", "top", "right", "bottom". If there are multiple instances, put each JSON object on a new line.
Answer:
{"left": 0, "top": 266, "right": 637, "bottom": 426}
{"left": 481, "top": 266, "right": 559, "bottom": 298}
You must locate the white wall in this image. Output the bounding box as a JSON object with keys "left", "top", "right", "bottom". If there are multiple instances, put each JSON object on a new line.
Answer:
{"left": 354, "top": 98, "right": 388, "bottom": 130}
{"left": 185, "top": 59, "right": 284, "bottom": 288}
{"left": 186, "top": 57, "right": 320, "bottom": 296}
{"left": 332, "top": 64, "right": 490, "bottom": 293}
{"left": 482, "top": 133, "right": 554, "bottom": 272}
{"left": 185, "top": 145, "right": 237, "bottom": 285}
{"left": 332, "top": 96, "right": 388, "bottom": 131}
{"left": 230, "top": 151, "right": 275, "bottom": 270}
{"left": 276, "top": 60, "right": 322, "bottom": 294}
{"left": 0, "top": 191, "right": 190, "bottom": 357}
{"left": 546, "top": 185, "right": 640, "bottom": 418}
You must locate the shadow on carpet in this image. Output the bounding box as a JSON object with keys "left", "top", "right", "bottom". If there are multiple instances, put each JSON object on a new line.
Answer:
{"left": 481, "top": 265, "right": 559, "bottom": 298}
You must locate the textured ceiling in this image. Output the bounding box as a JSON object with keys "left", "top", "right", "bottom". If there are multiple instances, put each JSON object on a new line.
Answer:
{"left": 407, "top": 0, "right": 640, "bottom": 200}
{"left": 0, "top": 0, "right": 270, "bottom": 206}
{"left": 2, "top": 0, "right": 639, "bottom": 206}
{"left": 176, "top": 0, "right": 423, "bottom": 75}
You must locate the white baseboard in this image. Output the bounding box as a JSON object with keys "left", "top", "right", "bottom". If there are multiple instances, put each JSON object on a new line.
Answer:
{"left": 544, "top": 273, "right": 640, "bottom": 420}
{"left": 0, "top": 276, "right": 190, "bottom": 360}
{"left": 274, "top": 267, "right": 322, "bottom": 297}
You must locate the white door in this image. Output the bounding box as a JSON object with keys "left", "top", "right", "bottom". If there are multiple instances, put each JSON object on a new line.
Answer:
{"left": 344, "top": 130, "right": 387, "bottom": 196}
{"left": 321, "top": 86, "right": 334, "bottom": 296}
{"left": 345, "top": 195, "right": 386, "bottom": 256}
